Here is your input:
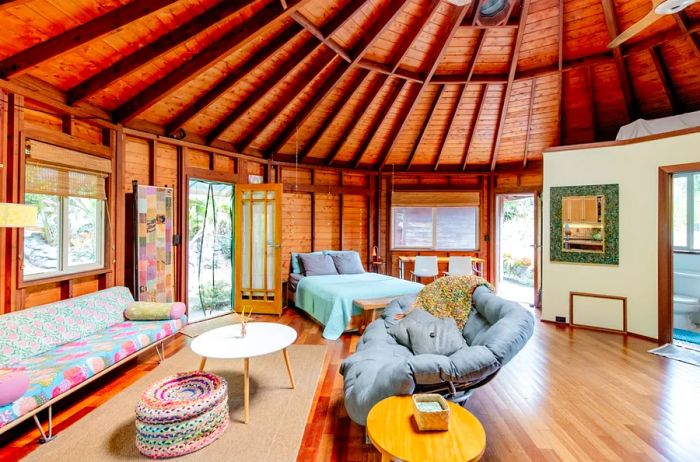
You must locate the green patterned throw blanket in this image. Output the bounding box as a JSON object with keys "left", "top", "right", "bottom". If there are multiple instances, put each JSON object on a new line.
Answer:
{"left": 414, "top": 275, "right": 494, "bottom": 329}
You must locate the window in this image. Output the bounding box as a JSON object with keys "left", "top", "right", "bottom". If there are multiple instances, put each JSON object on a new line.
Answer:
{"left": 23, "top": 163, "right": 106, "bottom": 280}
{"left": 673, "top": 172, "right": 700, "bottom": 251}
{"left": 392, "top": 207, "right": 479, "bottom": 250}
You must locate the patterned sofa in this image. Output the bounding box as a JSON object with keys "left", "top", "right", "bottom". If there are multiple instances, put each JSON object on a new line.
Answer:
{"left": 0, "top": 286, "right": 186, "bottom": 440}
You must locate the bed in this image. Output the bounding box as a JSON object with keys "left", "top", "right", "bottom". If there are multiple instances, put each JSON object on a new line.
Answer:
{"left": 289, "top": 272, "right": 423, "bottom": 340}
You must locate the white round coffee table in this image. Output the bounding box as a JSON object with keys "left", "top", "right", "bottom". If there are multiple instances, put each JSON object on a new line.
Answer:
{"left": 190, "top": 322, "right": 297, "bottom": 424}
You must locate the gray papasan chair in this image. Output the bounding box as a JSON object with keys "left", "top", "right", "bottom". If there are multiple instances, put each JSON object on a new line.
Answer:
{"left": 340, "top": 286, "right": 535, "bottom": 425}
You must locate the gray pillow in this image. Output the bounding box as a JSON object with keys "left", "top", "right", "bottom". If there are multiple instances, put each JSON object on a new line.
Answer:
{"left": 298, "top": 253, "right": 338, "bottom": 276}
{"left": 407, "top": 318, "right": 466, "bottom": 356}
{"left": 387, "top": 309, "right": 437, "bottom": 347}
{"left": 331, "top": 252, "right": 365, "bottom": 274}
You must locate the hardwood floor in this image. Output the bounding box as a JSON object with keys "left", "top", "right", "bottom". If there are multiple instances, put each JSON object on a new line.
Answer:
{"left": 1, "top": 309, "right": 699, "bottom": 461}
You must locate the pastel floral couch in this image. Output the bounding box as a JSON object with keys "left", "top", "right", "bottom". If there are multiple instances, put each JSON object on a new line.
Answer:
{"left": 0, "top": 286, "right": 187, "bottom": 432}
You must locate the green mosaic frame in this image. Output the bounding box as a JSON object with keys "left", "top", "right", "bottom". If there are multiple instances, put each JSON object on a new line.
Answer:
{"left": 550, "top": 184, "right": 619, "bottom": 265}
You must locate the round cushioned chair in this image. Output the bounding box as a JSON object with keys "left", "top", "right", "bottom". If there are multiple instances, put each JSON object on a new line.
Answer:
{"left": 340, "top": 286, "right": 535, "bottom": 425}
{"left": 135, "top": 371, "right": 229, "bottom": 459}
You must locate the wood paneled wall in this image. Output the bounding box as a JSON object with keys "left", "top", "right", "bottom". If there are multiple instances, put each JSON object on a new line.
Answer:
{"left": 0, "top": 88, "right": 542, "bottom": 314}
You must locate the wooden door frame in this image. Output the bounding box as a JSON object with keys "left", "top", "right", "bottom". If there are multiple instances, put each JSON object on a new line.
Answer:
{"left": 494, "top": 191, "right": 539, "bottom": 305}
{"left": 658, "top": 161, "right": 700, "bottom": 345}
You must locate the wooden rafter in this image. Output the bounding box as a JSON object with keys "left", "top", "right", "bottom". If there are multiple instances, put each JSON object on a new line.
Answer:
{"left": 489, "top": 0, "right": 531, "bottom": 171}
{"left": 390, "top": 0, "right": 442, "bottom": 74}
{"left": 321, "top": 0, "right": 372, "bottom": 38}
{"left": 405, "top": 85, "right": 444, "bottom": 170}
{"left": 66, "top": 0, "right": 254, "bottom": 105}
{"left": 0, "top": 0, "right": 181, "bottom": 78}
{"left": 264, "top": 61, "right": 353, "bottom": 156}
{"left": 600, "top": 0, "right": 638, "bottom": 121}
{"left": 351, "top": 79, "right": 408, "bottom": 168}
{"left": 376, "top": 3, "right": 471, "bottom": 171}
{"left": 324, "top": 74, "right": 391, "bottom": 164}
{"left": 434, "top": 83, "right": 468, "bottom": 171}
{"left": 649, "top": 46, "right": 681, "bottom": 114}
{"left": 462, "top": 84, "right": 488, "bottom": 171}
{"left": 674, "top": 12, "right": 700, "bottom": 62}
{"left": 522, "top": 78, "right": 535, "bottom": 168}
{"left": 237, "top": 51, "right": 338, "bottom": 151}
{"left": 204, "top": 35, "right": 321, "bottom": 145}
{"left": 112, "top": 1, "right": 286, "bottom": 124}
{"left": 290, "top": 12, "right": 351, "bottom": 62}
{"left": 165, "top": 24, "right": 302, "bottom": 136}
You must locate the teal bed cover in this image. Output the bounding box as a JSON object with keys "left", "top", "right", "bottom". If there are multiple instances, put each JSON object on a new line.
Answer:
{"left": 295, "top": 273, "right": 423, "bottom": 340}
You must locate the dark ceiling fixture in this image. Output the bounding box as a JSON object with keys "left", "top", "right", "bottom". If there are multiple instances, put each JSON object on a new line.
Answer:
{"left": 168, "top": 128, "right": 186, "bottom": 140}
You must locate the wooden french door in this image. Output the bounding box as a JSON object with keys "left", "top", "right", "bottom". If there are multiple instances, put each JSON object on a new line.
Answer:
{"left": 234, "top": 184, "right": 283, "bottom": 314}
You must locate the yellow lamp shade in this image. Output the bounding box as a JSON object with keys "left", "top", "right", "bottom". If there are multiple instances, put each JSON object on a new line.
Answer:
{"left": 0, "top": 203, "right": 38, "bottom": 228}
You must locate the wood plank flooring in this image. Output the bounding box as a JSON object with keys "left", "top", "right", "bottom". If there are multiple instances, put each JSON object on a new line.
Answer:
{"left": 1, "top": 309, "right": 699, "bottom": 461}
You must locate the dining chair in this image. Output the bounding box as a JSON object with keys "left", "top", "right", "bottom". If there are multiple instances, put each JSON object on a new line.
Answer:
{"left": 444, "top": 256, "right": 473, "bottom": 276}
{"left": 411, "top": 256, "right": 439, "bottom": 282}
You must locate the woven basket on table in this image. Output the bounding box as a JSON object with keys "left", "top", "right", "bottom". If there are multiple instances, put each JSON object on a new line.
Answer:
{"left": 411, "top": 393, "right": 450, "bottom": 431}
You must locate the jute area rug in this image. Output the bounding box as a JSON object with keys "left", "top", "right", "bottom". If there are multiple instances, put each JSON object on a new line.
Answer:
{"left": 25, "top": 343, "right": 327, "bottom": 461}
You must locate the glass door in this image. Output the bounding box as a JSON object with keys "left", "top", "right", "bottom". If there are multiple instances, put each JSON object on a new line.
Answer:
{"left": 496, "top": 194, "right": 535, "bottom": 306}
{"left": 234, "top": 184, "right": 282, "bottom": 315}
{"left": 188, "top": 179, "right": 234, "bottom": 322}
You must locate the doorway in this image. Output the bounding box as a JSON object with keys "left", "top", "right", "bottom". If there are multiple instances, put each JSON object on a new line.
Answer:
{"left": 187, "top": 179, "right": 234, "bottom": 323}
{"left": 659, "top": 162, "right": 700, "bottom": 346}
{"left": 496, "top": 194, "right": 536, "bottom": 306}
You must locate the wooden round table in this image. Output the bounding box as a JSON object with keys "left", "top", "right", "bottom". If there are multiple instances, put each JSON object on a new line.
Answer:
{"left": 366, "top": 396, "right": 486, "bottom": 462}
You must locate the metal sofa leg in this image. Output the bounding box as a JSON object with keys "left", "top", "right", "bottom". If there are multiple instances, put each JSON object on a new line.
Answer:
{"left": 32, "top": 406, "right": 56, "bottom": 443}
{"left": 155, "top": 341, "right": 165, "bottom": 362}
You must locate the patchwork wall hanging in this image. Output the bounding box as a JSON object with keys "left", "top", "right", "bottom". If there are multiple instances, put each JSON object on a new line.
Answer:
{"left": 133, "top": 182, "right": 174, "bottom": 302}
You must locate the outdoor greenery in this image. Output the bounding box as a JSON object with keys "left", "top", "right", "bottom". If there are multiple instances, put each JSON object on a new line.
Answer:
{"left": 501, "top": 197, "right": 534, "bottom": 286}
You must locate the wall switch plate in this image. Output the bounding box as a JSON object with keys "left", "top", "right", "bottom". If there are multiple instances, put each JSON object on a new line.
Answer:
{"left": 555, "top": 316, "right": 567, "bottom": 323}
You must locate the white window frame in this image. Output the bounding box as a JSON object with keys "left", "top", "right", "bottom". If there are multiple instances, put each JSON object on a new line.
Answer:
{"left": 673, "top": 172, "right": 698, "bottom": 252}
{"left": 391, "top": 206, "right": 480, "bottom": 251}
{"left": 23, "top": 195, "right": 106, "bottom": 282}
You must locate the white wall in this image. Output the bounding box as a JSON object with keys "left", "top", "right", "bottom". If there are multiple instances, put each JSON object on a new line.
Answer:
{"left": 542, "top": 131, "right": 700, "bottom": 339}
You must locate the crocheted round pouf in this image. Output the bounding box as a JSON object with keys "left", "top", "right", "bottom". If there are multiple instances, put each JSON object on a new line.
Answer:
{"left": 135, "top": 371, "right": 229, "bottom": 459}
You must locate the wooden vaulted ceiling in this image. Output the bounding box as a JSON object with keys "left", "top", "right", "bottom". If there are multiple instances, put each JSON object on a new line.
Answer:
{"left": 0, "top": 0, "right": 700, "bottom": 172}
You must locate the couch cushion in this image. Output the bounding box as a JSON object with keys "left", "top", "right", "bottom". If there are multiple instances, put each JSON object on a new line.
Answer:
{"left": 0, "top": 287, "right": 135, "bottom": 367}
{"left": 386, "top": 309, "right": 436, "bottom": 347}
{"left": 406, "top": 318, "right": 465, "bottom": 356}
{"left": 0, "top": 318, "right": 183, "bottom": 429}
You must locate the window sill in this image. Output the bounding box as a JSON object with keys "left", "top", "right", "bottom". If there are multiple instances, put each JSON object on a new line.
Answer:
{"left": 674, "top": 249, "right": 700, "bottom": 256}
{"left": 19, "top": 267, "right": 112, "bottom": 288}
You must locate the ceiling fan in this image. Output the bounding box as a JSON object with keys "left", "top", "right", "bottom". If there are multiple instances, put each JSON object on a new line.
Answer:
{"left": 608, "top": 0, "right": 699, "bottom": 49}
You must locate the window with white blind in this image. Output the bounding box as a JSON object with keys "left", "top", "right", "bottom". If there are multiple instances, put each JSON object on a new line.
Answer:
{"left": 391, "top": 192, "right": 480, "bottom": 251}
{"left": 23, "top": 162, "right": 107, "bottom": 280}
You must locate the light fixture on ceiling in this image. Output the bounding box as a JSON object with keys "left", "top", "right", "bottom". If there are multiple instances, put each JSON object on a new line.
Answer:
{"left": 608, "top": 0, "right": 699, "bottom": 48}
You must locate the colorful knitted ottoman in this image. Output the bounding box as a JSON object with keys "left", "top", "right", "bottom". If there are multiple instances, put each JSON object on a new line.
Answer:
{"left": 135, "top": 371, "right": 229, "bottom": 459}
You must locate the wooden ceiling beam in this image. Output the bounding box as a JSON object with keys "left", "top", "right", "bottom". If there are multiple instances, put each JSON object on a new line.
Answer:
{"left": 406, "top": 84, "right": 445, "bottom": 170}
{"left": 264, "top": 62, "right": 355, "bottom": 157}
{"left": 290, "top": 12, "right": 351, "bottom": 62}
{"left": 649, "top": 46, "right": 681, "bottom": 114}
{"left": 0, "top": 1, "right": 32, "bottom": 12}
{"left": 622, "top": 19, "right": 700, "bottom": 57}
{"left": 351, "top": 79, "right": 408, "bottom": 168}
{"left": 320, "top": 0, "right": 372, "bottom": 38}
{"left": 165, "top": 24, "right": 301, "bottom": 137}
{"left": 204, "top": 35, "right": 321, "bottom": 145}
{"left": 522, "top": 78, "right": 535, "bottom": 169}
{"left": 674, "top": 12, "right": 700, "bottom": 61}
{"left": 462, "top": 84, "right": 488, "bottom": 171}
{"left": 376, "top": 3, "right": 471, "bottom": 171}
{"left": 489, "top": 0, "right": 531, "bottom": 171}
{"left": 66, "top": 0, "right": 254, "bottom": 105}
{"left": 434, "top": 83, "right": 468, "bottom": 171}
{"left": 310, "top": 73, "right": 388, "bottom": 163}
{"left": 0, "top": 0, "right": 181, "bottom": 78}
{"left": 600, "top": 0, "right": 638, "bottom": 121}
{"left": 112, "top": 1, "right": 285, "bottom": 124}
{"left": 237, "top": 50, "right": 338, "bottom": 151}
{"left": 390, "top": 0, "right": 442, "bottom": 74}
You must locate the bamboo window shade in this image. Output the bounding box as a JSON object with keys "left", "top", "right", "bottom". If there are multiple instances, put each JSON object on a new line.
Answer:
{"left": 25, "top": 163, "right": 107, "bottom": 201}
{"left": 391, "top": 191, "right": 480, "bottom": 207}
{"left": 24, "top": 139, "right": 108, "bottom": 201}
